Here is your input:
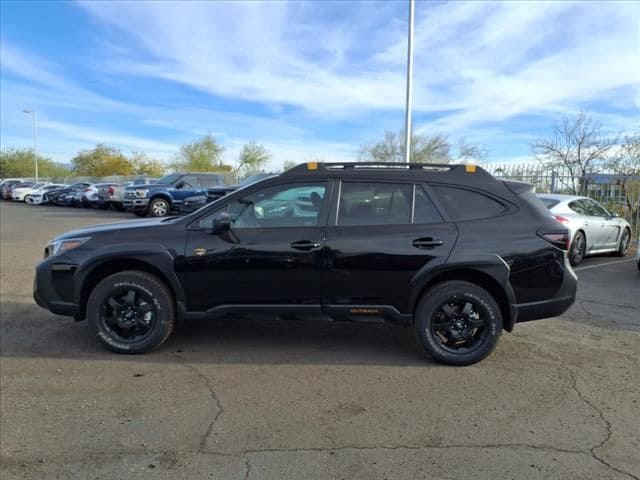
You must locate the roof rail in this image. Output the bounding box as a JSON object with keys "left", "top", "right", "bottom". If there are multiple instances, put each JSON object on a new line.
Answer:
{"left": 285, "top": 162, "right": 464, "bottom": 173}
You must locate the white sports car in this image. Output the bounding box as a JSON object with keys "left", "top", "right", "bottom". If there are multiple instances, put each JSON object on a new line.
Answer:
{"left": 25, "top": 184, "right": 66, "bottom": 204}
{"left": 538, "top": 194, "right": 632, "bottom": 266}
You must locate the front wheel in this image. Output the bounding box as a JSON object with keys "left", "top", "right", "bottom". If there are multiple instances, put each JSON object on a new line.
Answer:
{"left": 414, "top": 281, "right": 502, "bottom": 366}
{"left": 614, "top": 228, "right": 631, "bottom": 257}
{"left": 86, "top": 271, "right": 176, "bottom": 354}
{"left": 149, "top": 198, "right": 170, "bottom": 217}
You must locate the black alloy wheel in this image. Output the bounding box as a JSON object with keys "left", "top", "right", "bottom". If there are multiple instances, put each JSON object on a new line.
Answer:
{"left": 414, "top": 281, "right": 502, "bottom": 366}
{"left": 87, "top": 271, "right": 175, "bottom": 353}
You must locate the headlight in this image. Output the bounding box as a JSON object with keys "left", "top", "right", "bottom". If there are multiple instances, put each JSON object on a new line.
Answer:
{"left": 47, "top": 237, "right": 91, "bottom": 256}
{"left": 134, "top": 189, "right": 148, "bottom": 198}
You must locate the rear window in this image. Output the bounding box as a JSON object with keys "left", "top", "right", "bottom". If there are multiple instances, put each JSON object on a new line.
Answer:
{"left": 539, "top": 197, "right": 560, "bottom": 209}
{"left": 430, "top": 185, "right": 506, "bottom": 221}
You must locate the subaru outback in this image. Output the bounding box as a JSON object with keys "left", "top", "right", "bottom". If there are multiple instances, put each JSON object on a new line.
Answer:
{"left": 34, "top": 163, "right": 577, "bottom": 365}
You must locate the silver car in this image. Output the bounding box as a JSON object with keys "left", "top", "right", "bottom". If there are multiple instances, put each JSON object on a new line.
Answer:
{"left": 537, "top": 194, "right": 632, "bottom": 266}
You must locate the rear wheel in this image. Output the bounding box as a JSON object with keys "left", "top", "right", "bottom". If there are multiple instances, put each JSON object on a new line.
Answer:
{"left": 149, "top": 198, "right": 170, "bottom": 217}
{"left": 86, "top": 271, "right": 175, "bottom": 354}
{"left": 614, "top": 228, "right": 631, "bottom": 257}
{"left": 569, "top": 231, "right": 586, "bottom": 266}
{"left": 414, "top": 281, "right": 502, "bottom": 366}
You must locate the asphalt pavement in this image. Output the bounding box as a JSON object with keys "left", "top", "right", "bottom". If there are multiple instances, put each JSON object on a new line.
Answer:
{"left": 1, "top": 201, "right": 638, "bottom": 480}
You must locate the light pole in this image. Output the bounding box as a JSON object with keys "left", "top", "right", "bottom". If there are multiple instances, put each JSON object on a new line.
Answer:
{"left": 403, "top": 0, "right": 415, "bottom": 164}
{"left": 22, "top": 109, "right": 38, "bottom": 181}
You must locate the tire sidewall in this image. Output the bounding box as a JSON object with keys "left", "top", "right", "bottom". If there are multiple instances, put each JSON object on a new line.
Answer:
{"left": 415, "top": 283, "right": 502, "bottom": 366}
{"left": 617, "top": 229, "right": 630, "bottom": 256}
{"left": 86, "top": 273, "right": 174, "bottom": 354}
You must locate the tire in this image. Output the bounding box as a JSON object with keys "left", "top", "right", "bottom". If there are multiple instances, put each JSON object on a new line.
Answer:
{"left": 414, "top": 281, "right": 502, "bottom": 366}
{"left": 614, "top": 228, "right": 631, "bottom": 257}
{"left": 86, "top": 270, "right": 175, "bottom": 354}
{"left": 149, "top": 198, "right": 170, "bottom": 217}
{"left": 569, "top": 231, "right": 586, "bottom": 266}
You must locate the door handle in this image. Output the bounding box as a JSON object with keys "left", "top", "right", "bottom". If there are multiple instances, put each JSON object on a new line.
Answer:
{"left": 412, "top": 237, "right": 444, "bottom": 249}
{"left": 290, "top": 240, "right": 321, "bottom": 251}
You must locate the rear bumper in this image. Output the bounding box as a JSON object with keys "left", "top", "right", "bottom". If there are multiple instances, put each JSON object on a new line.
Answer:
{"left": 514, "top": 256, "right": 577, "bottom": 323}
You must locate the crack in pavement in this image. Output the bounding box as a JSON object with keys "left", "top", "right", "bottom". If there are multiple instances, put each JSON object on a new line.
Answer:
{"left": 243, "top": 455, "right": 252, "bottom": 480}
{"left": 565, "top": 366, "right": 639, "bottom": 480}
{"left": 173, "top": 355, "right": 224, "bottom": 453}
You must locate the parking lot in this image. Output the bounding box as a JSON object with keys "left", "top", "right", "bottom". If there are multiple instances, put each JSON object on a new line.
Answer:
{"left": 1, "top": 200, "right": 638, "bottom": 480}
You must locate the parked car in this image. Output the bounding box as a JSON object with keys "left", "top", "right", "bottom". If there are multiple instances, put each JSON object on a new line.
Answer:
{"left": 538, "top": 194, "right": 632, "bottom": 266}
{"left": 4, "top": 182, "right": 34, "bottom": 200}
{"left": 12, "top": 182, "right": 50, "bottom": 201}
{"left": 123, "top": 173, "right": 225, "bottom": 217}
{"left": 99, "top": 178, "right": 158, "bottom": 211}
{"left": 0, "top": 179, "right": 24, "bottom": 197}
{"left": 77, "top": 183, "right": 120, "bottom": 208}
{"left": 0, "top": 179, "right": 24, "bottom": 199}
{"left": 49, "top": 183, "right": 91, "bottom": 206}
{"left": 180, "top": 173, "right": 275, "bottom": 215}
{"left": 34, "top": 162, "right": 577, "bottom": 365}
{"left": 25, "top": 184, "right": 65, "bottom": 204}
{"left": 637, "top": 244, "right": 640, "bottom": 271}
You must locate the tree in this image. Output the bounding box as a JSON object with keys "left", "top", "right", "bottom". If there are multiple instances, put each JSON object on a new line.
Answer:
{"left": 359, "top": 131, "right": 485, "bottom": 164}
{"left": 129, "top": 152, "right": 166, "bottom": 177}
{"left": 282, "top": 160, "right": 297, "bottom": 171}
{"left": 532, "top": 111, "right": 616, "bottom": 195}
{"left": 236, "top": 142, "right": 270, "bottom": 175}
{"left": 171, "top": 134, "right": 231, "bottom": 172}
{"left": 71, "top": 144, "right": 133, "bottom": 176}
{"left": 607, "top": 131, "right": 640, "bottom": 220}
{"left": 0, "top": 148, "right": 71, "bottom": 178}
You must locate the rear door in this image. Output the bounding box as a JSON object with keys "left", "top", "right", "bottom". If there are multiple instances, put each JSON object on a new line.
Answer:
{"left": 322, "top": 181, "right": 457, "bottom": 315}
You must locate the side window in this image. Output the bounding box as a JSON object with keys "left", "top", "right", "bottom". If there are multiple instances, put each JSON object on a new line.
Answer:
{"left": 429, "top": 185, "right": 505, "bottom": 221}
{"left": 198, "top": 175, "right": 221, "bottom": 187}
{"left": 569, "top": 201, "right": 585, "bottom": 215}
{"left": 178, "top": 175, "right": 198, "bottom": 188}
{"left": 227, "top": 182, "right": 327, "bottom": 228}
{"left": 413, "top": 186, "right": 443, "bottom": 223}
{"left": 338, "top": 182, "right": 412, "bottom": 226}
{"left": 584, "top": 199, "right": 609, "bottom": 217}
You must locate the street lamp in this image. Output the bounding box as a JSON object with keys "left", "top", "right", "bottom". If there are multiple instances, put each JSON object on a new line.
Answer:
{"left": 403, "top": 0, "right": 415, "bottom": 164}
{"left": 22, "top": 109, "right": 38, "bottom": 181}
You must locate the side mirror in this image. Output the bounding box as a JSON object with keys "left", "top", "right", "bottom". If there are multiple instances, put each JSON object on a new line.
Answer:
{"left": 610, "top": 212, "right": 619, "bottom": 218}
{"left": 175, "top": 181, "right": 185, "bottom": 189}
{"left": 211, "top": 211, "right": 231, "bottom": 235}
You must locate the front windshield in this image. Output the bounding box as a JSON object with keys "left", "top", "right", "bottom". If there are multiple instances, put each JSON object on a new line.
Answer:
{"left": 157, "top": 173, "right": 182, "bottom": 185}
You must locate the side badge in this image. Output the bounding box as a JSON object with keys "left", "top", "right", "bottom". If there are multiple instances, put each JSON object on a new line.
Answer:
{"left": 193, "top": 247, "right": 207, "bottom": 257}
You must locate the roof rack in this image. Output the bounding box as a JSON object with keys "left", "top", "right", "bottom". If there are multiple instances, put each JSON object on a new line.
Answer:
{"left": 284, "top": 162, "right": 475, "bottom": 174}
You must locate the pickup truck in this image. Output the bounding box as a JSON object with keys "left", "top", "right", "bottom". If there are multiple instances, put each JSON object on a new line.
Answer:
{"left": 99, "top": 178, "right": 158, "bottom": 211}
{"left": 123, "top": 173, "right": 225, "bottom": 217}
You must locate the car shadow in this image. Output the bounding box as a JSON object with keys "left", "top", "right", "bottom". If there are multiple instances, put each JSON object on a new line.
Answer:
{"left": 0, "top": 302, "right": 431, "bottom": 366}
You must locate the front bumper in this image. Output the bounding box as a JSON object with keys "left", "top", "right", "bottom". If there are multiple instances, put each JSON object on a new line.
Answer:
{"left": 33, "top": 258, "right": 80, "bottom": 318}
{"left": 124, "top": 198, "right": 150, "bottom": 210}
{"left": 514, "top": 255, "right": 577, "bottom": 323}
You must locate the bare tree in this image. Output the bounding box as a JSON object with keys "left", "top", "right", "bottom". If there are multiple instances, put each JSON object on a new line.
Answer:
{"left": 359, "top": 131, "right": 485, "bottom": 164}
{"left": 607, "top": 130, "right": 640, "bottom": 218}
{"left": 532, "top": 111, "right": 616, "bottom": 195}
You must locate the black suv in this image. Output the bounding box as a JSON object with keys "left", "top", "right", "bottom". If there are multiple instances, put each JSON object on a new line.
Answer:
{"left": 34, "top": 163, "right": 577, "bottom": 365}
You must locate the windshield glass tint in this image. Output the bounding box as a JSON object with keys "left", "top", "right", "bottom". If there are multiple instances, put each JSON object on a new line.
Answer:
{"left": 158, "top": 174, "right": 182, "bottom": 185}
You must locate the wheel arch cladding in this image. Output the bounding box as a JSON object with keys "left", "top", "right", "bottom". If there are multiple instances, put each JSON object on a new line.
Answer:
{"left": 410, "top": 266, "right": 515, "bottom": 332}
{"left": 75, "top": 256, "right": 183, "bottom": 320}
{"left": 150, "top": 194, "right": 172, "bottom": 206}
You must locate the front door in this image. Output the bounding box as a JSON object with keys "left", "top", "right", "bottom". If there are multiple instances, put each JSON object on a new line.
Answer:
{"left": 323, "top": 181, "right": 458, "bottom": 314}
{"left": 179, "top": 181, "right": 330, "bottom": 312}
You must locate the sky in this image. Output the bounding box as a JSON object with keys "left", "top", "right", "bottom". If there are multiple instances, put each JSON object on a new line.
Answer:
{"left": 1, "top": 0, "right": 638, "bottom": 171}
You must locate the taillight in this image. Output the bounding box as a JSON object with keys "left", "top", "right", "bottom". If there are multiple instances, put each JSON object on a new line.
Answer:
{"left": 554, "top": 215, "right": 570, "bottom": 225}
{"left": 538, "top": 231, "right": 570, "bottom": 251}
{"left": 84, "top": 187, "right": 91, "bottom": 192}
{"left": 108, "top": 186, "right": 114, "bottom": 195}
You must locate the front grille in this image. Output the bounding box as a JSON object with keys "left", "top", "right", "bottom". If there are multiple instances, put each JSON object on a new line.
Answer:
{"left": 124, "top": 192, "right": 136, "bottom": 199}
